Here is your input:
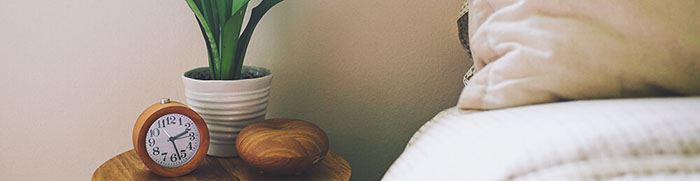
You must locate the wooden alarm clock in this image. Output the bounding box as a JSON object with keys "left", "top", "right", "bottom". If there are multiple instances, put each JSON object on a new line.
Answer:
{"left": 132, "top": 98, "right": 209, "bottom": 177}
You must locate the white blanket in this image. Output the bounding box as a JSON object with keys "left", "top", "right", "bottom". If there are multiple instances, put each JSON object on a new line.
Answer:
{"left": 383, "top": 97, "right": 700, "bottom": 180}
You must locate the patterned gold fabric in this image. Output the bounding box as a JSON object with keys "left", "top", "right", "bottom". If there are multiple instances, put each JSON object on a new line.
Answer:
{"left": 458, "top": 0, "right": 474, "bottom": 86}
{"left": 457, "top": 1, "right": 470, "bottom": 54}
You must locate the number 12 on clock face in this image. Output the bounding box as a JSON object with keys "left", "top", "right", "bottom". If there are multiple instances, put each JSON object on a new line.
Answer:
{"left": 145, "top": 113, "right": 201, "bottom": 168}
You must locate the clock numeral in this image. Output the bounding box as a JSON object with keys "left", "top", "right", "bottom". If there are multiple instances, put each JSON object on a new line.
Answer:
{"left": 168, "top": 116, "right": 176, "bottom": 125}
{"left": 185, "top": 122, "right": 192, "bottom": 128}
{"left": 180, "top": 150, "right": 188, "bottom": 158}
{"left": 161, "top": 152, "right": 168, "bottom": 162}
{"left": 158, "top": 116, "right": 177, "bottom": 128}
{"left": 179, "top": 117, "right": 183, "bottom": 125}
{"left": 149, "top": 128, "right": 160, "bottom": 137}
{"left": 170, "top": 153, "right": 179, "bottom": 162}
{"left": 148, "top": 138, "right": 155, "bottom": 147}
{"left": 187, "top": 142, "right": 194, "bottom": 150}
{"left": 158, "top": 119, "right": 166, "bottom": 128}
{"left": 152, "top": 147, "right": 160, "bottom": 156}
{"left": 188, "top": 132, "right": 196, "bottom": 140}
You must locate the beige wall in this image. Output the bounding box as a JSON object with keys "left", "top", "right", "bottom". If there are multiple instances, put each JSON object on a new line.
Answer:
{"left": 0, "top": 0, "right": 467, "bottom": 180}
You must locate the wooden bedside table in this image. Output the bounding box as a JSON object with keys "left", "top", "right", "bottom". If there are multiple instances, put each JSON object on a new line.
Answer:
{"left": 93, "top": 149, "right": 351, "bottom": 181}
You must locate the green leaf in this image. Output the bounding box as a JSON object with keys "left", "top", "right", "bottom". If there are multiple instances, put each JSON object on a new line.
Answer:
{"left": 219, "top": 1, "right": 249, "bottom": 80}
{"left": 196, "top": 19, "right": 216, "bottom": 78}
{"left": 232, "top": 0, "right": 247, "bottom": 17}
{"left": 216, "top": 0, "right": 231, "bottom": 30}
{"left": 233, "top": 0, "right": 284, "bottom": 79}
{"left": 185, "top": 0, "right": 222, "bottom": 79}
{"left": 199, "top": 1, "right": 218, "bottom": 40}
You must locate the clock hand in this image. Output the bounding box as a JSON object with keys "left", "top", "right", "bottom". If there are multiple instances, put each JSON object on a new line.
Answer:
{"left": 172, "top": 128, "right": 191, "bottom": 140}
{"left": 170, "top": 139, "right": 183, "bottom": 160}
{"left": 161, "top": 129, "right": 183, "bottom": 160}
{"left": 161, "top": 128, "right": 173, "bottom": 139}
{"left": 175, "top": 135, "right": 192, "bottom": 140}
{"left": 161, "top": 128, "right": 184, "bottom": 159}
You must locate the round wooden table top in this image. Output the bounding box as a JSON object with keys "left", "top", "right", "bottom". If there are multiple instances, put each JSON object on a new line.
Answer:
{"left": 93, "top": 149, "right": 351, "bottom": 181}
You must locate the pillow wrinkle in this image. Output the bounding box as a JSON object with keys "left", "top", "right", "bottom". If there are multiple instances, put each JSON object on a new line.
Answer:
{"left": 471, "top": 58, "right": 555, "bottom": 109}
{"left": 469, "top": 0, "right": 496, "bottom": 41}
{"left": 473, "top": 4, "right": 556, "bottom": 72}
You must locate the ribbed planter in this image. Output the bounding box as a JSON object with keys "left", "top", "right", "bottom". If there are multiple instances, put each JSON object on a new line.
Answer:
{"left": 182, "top": 66, "right": 272, "bottom": 157}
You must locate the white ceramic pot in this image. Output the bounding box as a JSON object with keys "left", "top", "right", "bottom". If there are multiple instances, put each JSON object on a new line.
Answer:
{"left": 182, "top": 67, "right": 272, "bottom": 157}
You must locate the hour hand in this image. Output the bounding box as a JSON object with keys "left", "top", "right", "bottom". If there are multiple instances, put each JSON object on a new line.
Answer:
{"left": 173, "top": 128, "right": 191, "bottom": 140}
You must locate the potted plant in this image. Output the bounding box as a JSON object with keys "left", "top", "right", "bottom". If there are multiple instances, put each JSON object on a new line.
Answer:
{"left": 181, "top": 0, "right": 285, "bottom": 157}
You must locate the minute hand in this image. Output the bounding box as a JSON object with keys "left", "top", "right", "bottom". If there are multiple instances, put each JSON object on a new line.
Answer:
{"left": 170, "top": 140, "right": 182, "bottom": 160}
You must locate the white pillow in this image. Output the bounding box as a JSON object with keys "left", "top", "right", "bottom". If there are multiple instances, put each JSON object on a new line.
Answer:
{"left": 458, "top": 0, "right": 700, "bottom": 110}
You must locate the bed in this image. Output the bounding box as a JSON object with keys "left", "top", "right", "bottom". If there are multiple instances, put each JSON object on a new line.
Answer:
{"left": 381, "top": 0, "right": 700, "bottom": 179}
{"left": 383, "top": 97, "right": 700, "bottom": 180}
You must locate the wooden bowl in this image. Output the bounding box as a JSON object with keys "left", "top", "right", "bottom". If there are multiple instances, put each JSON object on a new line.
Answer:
{"left": 235, "top": 118, "right": 329, "bottom": 175}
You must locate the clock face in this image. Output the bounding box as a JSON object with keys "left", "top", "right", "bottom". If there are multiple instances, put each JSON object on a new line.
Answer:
{"left": 145, "top": 113, "right": 201, "bottom": 168}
